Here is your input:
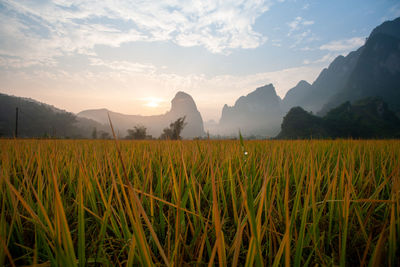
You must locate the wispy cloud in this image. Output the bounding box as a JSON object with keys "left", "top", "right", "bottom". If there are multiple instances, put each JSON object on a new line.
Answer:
{"left": 89, "top": 58, "right": 157, "bottom": 74}
{"left": 319, "top": 37, "right": 365, "bottom": 52}
{"left": 287, "top": 16, "right": 314, "bottom": 36}
{"left": 0, "top": 0, "right": 272, "bottom": 64}
{"left": 381, "top": 3, "right": 400, "bottom": 22}
{"left": 300, "top": 46, "right": 313, "bottom": 51}
{"left": 286, "top": 16, "right": 317, "bottom": 49}
{"left": 303, "top": 53, "right": 340, "bottom": 65}
{"left": 271, "top": 39, "right": 282, "bottom": 47}
{"left": 289, "top": 29, "right": 319, "bottom": 49}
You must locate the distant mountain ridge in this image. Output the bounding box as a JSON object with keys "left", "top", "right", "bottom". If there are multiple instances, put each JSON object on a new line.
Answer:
{"left": 216, "top": 84, "right": 283, "bottom": 137}
{"left": 320, "top": 31, "right": 400, "bottom": 115}
{"left": 0, "top": 93, "right": 108, "bottom": 138}
{"left": 283, "top": 17, "right": 400, "bottom": 116}
{"left": 78, "top": 91, "right": 205, "bottom": 138}
{"left": 210, "top": 17, "right": 400, "bottom": 138}
{"left": 0, "top": 91, "right": 204, "bottom": 139}
{"left": 281, "top": 80, "right": 311, "bottom": 112}
{"left": 282, "top": 47, "right": 363, "bottom": 113}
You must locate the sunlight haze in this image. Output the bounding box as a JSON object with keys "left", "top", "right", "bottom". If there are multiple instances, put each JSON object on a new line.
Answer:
{"left": 1, "top": 0, "right": 399, "bottom": 120}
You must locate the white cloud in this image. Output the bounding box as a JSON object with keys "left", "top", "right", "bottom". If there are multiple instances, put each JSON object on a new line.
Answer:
{"left": 288, "top": 29, "right": 319, "bottom": 49}
{"left": 389, "top": 3, "right": 400, "bottom": 18}
{"left": 0, "top": 0, "right": 272, "bottom": 63}
{"left": 320, "top": 37, "right": 365, "bottom": 52}
{"left": 303, "top": 53, "right": 340, "bottom": 65}
{"left": 300, "top": 46, "right": 313, "bottom": 51}
{"left": 0, "top": 56, "right": 55, "bottom": 68}
{"left": 381, "top": 3, "right": 400, "bottom": 22}
{"left": 287, "top": 16, "right": 314, "bottom": 36}
{"left": 89, "top": 58, "right": 157, "bottom": 74}
{"left": 313, "top": 53, "right": 338, "bottom": 64}
{"left": 302, "top": 20, "right": 314, "bottom": 26}
{"left": 286, "top": 16, "right": 317, "bottom": 49}
{"left": 271, "top": 39, "right": 282, "bottom": 47}
{"left": 287, "top": 17, "right": 302, "bottom": 33}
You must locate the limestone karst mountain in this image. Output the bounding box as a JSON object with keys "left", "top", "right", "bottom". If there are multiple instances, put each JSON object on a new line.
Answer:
{"left": 281, "top": 80, "right": 312, "bottom": 112}
{"left": 216, "top": 84, "right": 283, "bottom": 137}
{"left": 283, "top": 17, "right": 400, "bottom": 116}
{"left": 78, "top": 91, "right": 205, "bottom": 138}
{"left": 215, "top": 17, "right": 400, "bottom": 138}
{"left": 320, "top": 19, "right": 400, "bottom": 116}
{"left": 282, "top": 48, "right": 363, "bottom": 113}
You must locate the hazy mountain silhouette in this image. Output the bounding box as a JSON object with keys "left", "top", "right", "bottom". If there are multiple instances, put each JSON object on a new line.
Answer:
{"left": 282, "top": 48, "right": 362, "bottom": 113}
{"left": 320, "top": 20, "right": 400, "bottom": 115}
{"left": 78, "top": 91, "right": 205, "bottom": 138}
{"left": 369, "top": 17, "right": 400, "bottom": 39}
{"left": 281, "top": 80, "right": 311, "bottom": 112}
{"left": 0, "top": 93, "right": 108, "bottom": 138}
{"left": 284, "top": 17, "right": 400, "bottom": 115}
{"left": 216, "top": 84, "right": 283, "bottom": 137}
{"left": 277, "top": 97, "right": 400, "bottom": 139}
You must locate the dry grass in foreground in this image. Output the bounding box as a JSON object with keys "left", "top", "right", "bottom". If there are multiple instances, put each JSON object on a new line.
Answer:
{"left": 0, "top": 139, "right": 399, "bottom": 266}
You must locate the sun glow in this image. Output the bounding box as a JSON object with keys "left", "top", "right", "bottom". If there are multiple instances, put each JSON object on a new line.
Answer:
{"left": 146, "top": 100, "right": 159, "bottom": 107}
{"left": 143, "top": 97, "right": 163, "bottom": 108}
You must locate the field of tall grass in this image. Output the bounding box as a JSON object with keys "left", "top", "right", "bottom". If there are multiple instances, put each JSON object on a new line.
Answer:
{"left": 0, "top": 139, "right": 399, "bottom": 266}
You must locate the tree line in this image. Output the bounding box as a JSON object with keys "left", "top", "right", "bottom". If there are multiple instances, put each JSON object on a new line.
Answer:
{"left": 91, "top": 116, "right": 187, "bottom": 140}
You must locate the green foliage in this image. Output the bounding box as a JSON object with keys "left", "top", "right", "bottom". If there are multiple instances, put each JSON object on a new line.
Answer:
{"left": 99, "top": 131, "right": 111, "bottom": 139}
{"left": 126, "top": 125, "right": 147, "bottom": 140}
{"left": 277, "top": 107, "right": 328, "bottom": 139}
{"left": 324, "top": 98, "right": 400, "bottom": 138}
{"left": 160, "top": 116, "right": 186, "bottom": 140}
{"left": 0, "top": 93, "right": 78, "bottom": 138}
{"left": 91, "top": 127, "right": 97, "bottom": 139}
{"left": 277, "top": 97, "right": 400, "bottom": 139}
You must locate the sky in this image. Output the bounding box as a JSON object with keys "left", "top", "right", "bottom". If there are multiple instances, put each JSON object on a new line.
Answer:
{"left": 1, "top": 0, "right": 399, "bottom": 121}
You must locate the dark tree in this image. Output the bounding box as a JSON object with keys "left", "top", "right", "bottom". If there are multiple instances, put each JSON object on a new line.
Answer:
{"left": 160, "top": 116, "right": 186, "bottom": 140}
{"left": 99, "top": 131, "right": 111, "bottom": 139}
{"left": 126, "top": 125, "right": 147, "bottom": 140}
{"left": 92, "top": 127, "right": 97, "bottom": 139}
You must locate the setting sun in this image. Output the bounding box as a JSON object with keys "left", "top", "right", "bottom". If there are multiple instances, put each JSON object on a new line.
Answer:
{"left": 143, "top": 97, "right": 163, "bottom": 108}
{"left": 146, "top": 101, "right": 159, "bottom": 108}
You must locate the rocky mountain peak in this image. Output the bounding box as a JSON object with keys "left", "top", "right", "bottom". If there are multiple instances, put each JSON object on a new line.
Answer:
{"left": 369, "top": 17, "right": 400, "bottom": 40}
{"left": 217, "top": 83, "right": 283, "bottom": 137}
{"left": 167, "top": 91, "right": 205, "bottom": 137}
{"left": 170, "top": 91, "right": 199, "bottom": 114}
{"left": 296, "top": 80, "right": 311, "bottom": 87}
{"left": 251, "top": 84, "right": 278, "bottom": 98}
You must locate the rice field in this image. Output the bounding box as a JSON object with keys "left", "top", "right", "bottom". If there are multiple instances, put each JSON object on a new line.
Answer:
{"left": 0, "top": 139, "right": 399, "bottom": 266}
